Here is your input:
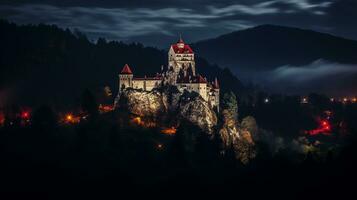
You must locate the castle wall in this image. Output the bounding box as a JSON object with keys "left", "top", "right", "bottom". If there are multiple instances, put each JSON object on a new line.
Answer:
{"left": 132, "top": 80, "right": 144, "bottom": 90}
{"left": 177, "top": 83, "right": 208, "bottom": 102}
{"left": 132, "top": 79, "right": 161, "bottom": 91}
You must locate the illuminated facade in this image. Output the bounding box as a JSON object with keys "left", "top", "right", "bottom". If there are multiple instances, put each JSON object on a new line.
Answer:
{"left": 116, "top": 37, "right": 220, "bottom": 112}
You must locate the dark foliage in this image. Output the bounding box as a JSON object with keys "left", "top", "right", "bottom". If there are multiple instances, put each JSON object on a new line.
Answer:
{"left": 194, "top": 24, "right": 357, "bottom": 70}
{"left": 0, "top": 19, "right": 246, "bottom": 109}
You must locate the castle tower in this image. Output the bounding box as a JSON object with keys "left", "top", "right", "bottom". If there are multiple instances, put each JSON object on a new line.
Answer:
{"left": 118, "top": 64, "right": 133, "bottom": 93}
{"left": 213, "top": 77, "right": 220, "bottom": 113}
{"left": 197, "top": 75, "right": 208, "bottom": 101}
{"left": 168, "top": 37, "right": 196, "bottom": 79}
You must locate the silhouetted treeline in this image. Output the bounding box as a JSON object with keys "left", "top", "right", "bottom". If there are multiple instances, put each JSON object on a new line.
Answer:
{"left": 0, "top": 19, "right": 246, "bottom": 108}
{"left": 0, "top": 108, "right": 356, "bottom": 198}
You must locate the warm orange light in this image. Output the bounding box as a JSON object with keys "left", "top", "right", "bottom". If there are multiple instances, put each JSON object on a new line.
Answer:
{"left": 132, "top": 117, "right": 142, "bottom": 125}
{"left": 66, "top": 114, "right": 73, "bottom": 121}
{"left": 157, "top": 144, "right": 163, "bottom": 149}
{"left": 64, "top": 114, "right": 80, "bottom": 124}
{"left": 161, "top": 127, "right": 177, "bottom": 135}
{"left": 99, "top": 104, "right": 114, "bottom": 113}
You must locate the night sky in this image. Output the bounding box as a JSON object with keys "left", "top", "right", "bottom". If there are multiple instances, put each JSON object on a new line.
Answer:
{"left": 0, "top": 0, "right": 356, "bottom": 47}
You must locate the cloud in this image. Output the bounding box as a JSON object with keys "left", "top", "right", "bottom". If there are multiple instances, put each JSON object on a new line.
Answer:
{"left": 246, "top": 59, "right": 357, "bottom": 96}
{"left": 208, "top": 1, "right": 280, "bottom": 16}
{"left": 270, "top": 59, "right": 357, "bottom": 83}
{"left": 208, "top": 0, "right": 332, "bottom": 16}
{"left": 0, "top": 1, "right": 334, "bottom": 45}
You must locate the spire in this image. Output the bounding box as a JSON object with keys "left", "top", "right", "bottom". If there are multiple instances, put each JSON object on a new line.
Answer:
{"left": 178, "top": 34, "right": 184, "bottom": 43}
{"left": 120, "top": 64, "right": 133, "bottom": 74}
{"left": 214, "top": 77, "right": 219, "bottom": 89}
{"left": 177, "top": 34, "right": 185, "bottom": 48}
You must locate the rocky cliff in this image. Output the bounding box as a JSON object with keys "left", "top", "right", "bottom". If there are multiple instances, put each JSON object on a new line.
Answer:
{"left": 118, "top": 86, "right": 217, "bottom": 133}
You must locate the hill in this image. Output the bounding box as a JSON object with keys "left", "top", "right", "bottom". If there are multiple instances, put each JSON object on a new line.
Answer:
{"left": 0, "top": 20, "right": 245, "bottom": 107}
{"left": 193, "top": 25, "right": 357, "bottom": 95}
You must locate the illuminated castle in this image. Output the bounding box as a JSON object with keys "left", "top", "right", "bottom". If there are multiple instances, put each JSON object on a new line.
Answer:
{"left": 116, "top": 37, "right": 220, "bottom": 112}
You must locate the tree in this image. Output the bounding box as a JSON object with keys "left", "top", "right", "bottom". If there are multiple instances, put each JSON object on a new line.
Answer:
{"left": 81, "top": 89, "right": 99, "bottom": 117}
{"left": 32, "top": 105, "right": 57, "bottom": 132}
{"left": 240, "top": 116, "right": 258, "bottom": 139}
{"left": 222, "top": 91, "right": 238, "bottom": 120}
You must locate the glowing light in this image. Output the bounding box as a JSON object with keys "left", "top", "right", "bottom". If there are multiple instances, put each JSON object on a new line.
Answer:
{"left": 0, "top": 113, "right": 4, "bottom": 126}
{"left": 343, "top": 98, "right": 348, "bottom": 102}
{"left": 132, "top": 117, "right": 142, "bottom": 125}
{"left": 64, "top": 114, "right": 80, "bottom": 124}
{"left": 301, "top": 97, "right": 308, "bottom": 104}
{"left": 66, "top": 114, "right": 73, "bottom": 121}
{"left": 99, "top": 104, "right": 114, "bottom": 113}
{"left": 264, "top": 98, "right": 269, "bottom": 103}
{"left": 161, "top": 127, "right": 177, "bottom": 135}
{"left": 306, "top": 120, "right": 332, "bottom": 136}
{"left": 21, "top": 111, "right": 30, "bottom": 119}
{"left": 352, "top": 98, "right": 357, "bottom": 103}
{"left": 157, "top": 144, "right": 163, "bottom": 149}
{"left": 330, "top": 98, "right": 334, "bottom": 102}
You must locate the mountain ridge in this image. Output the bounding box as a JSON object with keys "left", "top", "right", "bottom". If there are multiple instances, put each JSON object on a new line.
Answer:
{"left": 192, "top": 24, "right": 357, "bottom": 95}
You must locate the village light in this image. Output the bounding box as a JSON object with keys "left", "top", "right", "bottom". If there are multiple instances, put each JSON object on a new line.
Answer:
{"left": 264, "top": 98, "right": 269, "bottom": 103}
{"left": 161, "top": 127, "right": 177, "bottom": 135}
{"left": 66, "top": 115, "right": 72, "bottom": 120}
{"left": 301, "top": 97, "right": 308, "bottom": 104}
{"left": 21, "top": 112, "right": 29, "bottom": 119}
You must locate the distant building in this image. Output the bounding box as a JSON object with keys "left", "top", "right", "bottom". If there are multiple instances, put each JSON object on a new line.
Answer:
{"left": 116, "top": 37, "right": 220, "bottom": 112}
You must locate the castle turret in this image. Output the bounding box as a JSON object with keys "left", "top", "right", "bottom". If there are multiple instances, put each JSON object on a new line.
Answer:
{"left": 168, "top": 36, "right": 196, "bottom": 79}
{"left": 119, "top": 64, "right": 133, "bottom": 93}
{"left": 213, "top": 77, "right": 220, "bottom": 113}
{"left": 196, "top": 75, "right": 208, "bottom": 101}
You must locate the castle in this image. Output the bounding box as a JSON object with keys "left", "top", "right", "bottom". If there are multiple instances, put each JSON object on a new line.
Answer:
{"left": 116, "top": 37, "right": 220, "bottom": 112}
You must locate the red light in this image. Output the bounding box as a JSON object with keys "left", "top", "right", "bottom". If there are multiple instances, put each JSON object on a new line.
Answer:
{"left": 21, "top": 112, "right": 29, "bottom": 119}
{"left": 305, "top": 119, "right": 332, "bottom": 136}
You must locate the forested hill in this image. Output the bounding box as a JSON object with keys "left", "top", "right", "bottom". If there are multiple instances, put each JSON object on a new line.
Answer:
{"left": 0, "top": 20, "right": 245, "bottom": 107}
{"left": 194, "top": 24, "right": 357, "bottom": 71}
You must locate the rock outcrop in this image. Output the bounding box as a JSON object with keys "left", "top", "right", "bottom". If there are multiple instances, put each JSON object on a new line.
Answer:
{"left": 118, "top": 86, "right": 217, "bottom": 133}
{"left": 179, "top": 93, "right": 217, "bottom": 134}
{"left": 120, "top": 89, "right": 166, "bottom": 118}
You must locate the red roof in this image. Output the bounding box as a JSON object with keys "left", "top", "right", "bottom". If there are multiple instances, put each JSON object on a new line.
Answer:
{"left": 120, "top": 64, "right": 133, "bottom": 74}
{"left": 171, "top": 44, "right": 193, "bottom": 54}
{"left": 196, "top": 75, "right": 207, "bottom": 83}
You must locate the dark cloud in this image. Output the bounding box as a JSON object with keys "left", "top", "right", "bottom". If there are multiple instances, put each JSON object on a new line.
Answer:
{"left": 260, "top": 60, "right": 357, "bottom": 96}
{"left": 0, "top": 0, "right": 343, "bottom": 48}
